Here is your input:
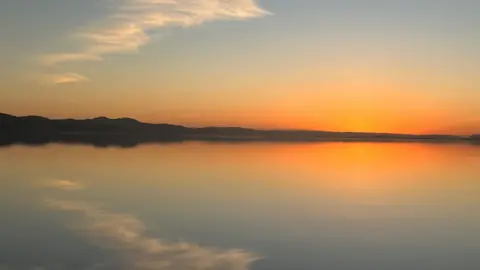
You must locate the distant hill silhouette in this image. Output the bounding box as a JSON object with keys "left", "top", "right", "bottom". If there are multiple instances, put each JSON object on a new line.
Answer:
{"left": 0, "top": 112, "right": 477, "bottom": 147}
{"left": 429, "top": 121, "right": 480, "bottom": 136}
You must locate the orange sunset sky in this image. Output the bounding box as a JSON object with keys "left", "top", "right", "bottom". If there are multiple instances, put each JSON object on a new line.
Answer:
{"left": 1, "top": 0, "right": 479, "bottom": 134}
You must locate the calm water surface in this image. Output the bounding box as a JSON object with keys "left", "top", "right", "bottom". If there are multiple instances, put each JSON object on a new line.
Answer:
{"left": 1, "top": 142, "right": 479, "bottom": 270}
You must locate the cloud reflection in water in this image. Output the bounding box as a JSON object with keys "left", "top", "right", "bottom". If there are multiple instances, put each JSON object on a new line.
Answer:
{"left": 43, "top": 180, "right": 259, "bottom": 270}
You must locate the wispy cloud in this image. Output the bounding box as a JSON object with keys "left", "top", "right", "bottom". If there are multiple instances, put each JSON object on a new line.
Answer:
{"left": 41, "top": 53, "right": 103, "bottom": 67}
{"left": 44, "top": 180, "right": 85, "bottom": 190}
{"left": 39, "top": 0, "right": 271, "bottom": 81}
{"left": 40, "top": 73, "right": 91, "bottom": 85}
{"left": 45, "top": 198, "right": 260, "bottom": 270}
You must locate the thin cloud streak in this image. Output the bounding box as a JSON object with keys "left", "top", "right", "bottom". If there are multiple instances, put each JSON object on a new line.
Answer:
{"left": 42, "top": 73, "right": 91, "bottom": 85}
{"left": 41, "top": 53, "right": 103, "bottom": 66}
{"left": 41, "top": 0, "right": 271, "bottom": 67}
{"left": 44, "top": 180, "right": 85, "bottom": 191}
{"left": 45, "top": 198, "right": 260, "bottom": 270}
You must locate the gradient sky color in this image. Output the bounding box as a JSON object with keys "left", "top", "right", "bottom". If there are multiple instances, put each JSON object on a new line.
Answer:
{"left": 1, "top": 0, "right": 479, "bottom": 134}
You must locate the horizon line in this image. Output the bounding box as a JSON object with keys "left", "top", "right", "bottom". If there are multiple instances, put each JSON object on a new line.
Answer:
{"left": 1, "top": 112, "right": 477, "bottom": 138}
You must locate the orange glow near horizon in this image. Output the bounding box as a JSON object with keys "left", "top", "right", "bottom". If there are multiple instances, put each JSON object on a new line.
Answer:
{"left": 2, "top": 78, "right": 477, "bottom": 135}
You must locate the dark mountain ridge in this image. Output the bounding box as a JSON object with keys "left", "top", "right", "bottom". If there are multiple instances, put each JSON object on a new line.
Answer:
{"left": 1, "top": 113, "right": 477, "bottom": 147}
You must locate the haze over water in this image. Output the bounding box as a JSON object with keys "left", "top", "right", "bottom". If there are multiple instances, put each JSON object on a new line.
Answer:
{"left": 1, "top": 142, "right": 479, "bottom": 270}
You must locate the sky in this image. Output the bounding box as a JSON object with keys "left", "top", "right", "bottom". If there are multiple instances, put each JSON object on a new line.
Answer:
{"left": 0, "top": 0, "right": 479, "bottom": 134}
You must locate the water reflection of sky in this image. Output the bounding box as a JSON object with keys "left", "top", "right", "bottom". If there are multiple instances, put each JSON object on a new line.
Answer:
{"left": 0, "top": 142, "right": 479, "bottom": 270}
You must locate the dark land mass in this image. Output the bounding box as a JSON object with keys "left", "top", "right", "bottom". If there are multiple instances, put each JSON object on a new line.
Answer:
{"left": 1, "top": 113, "right": 479, "bottom": 148}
